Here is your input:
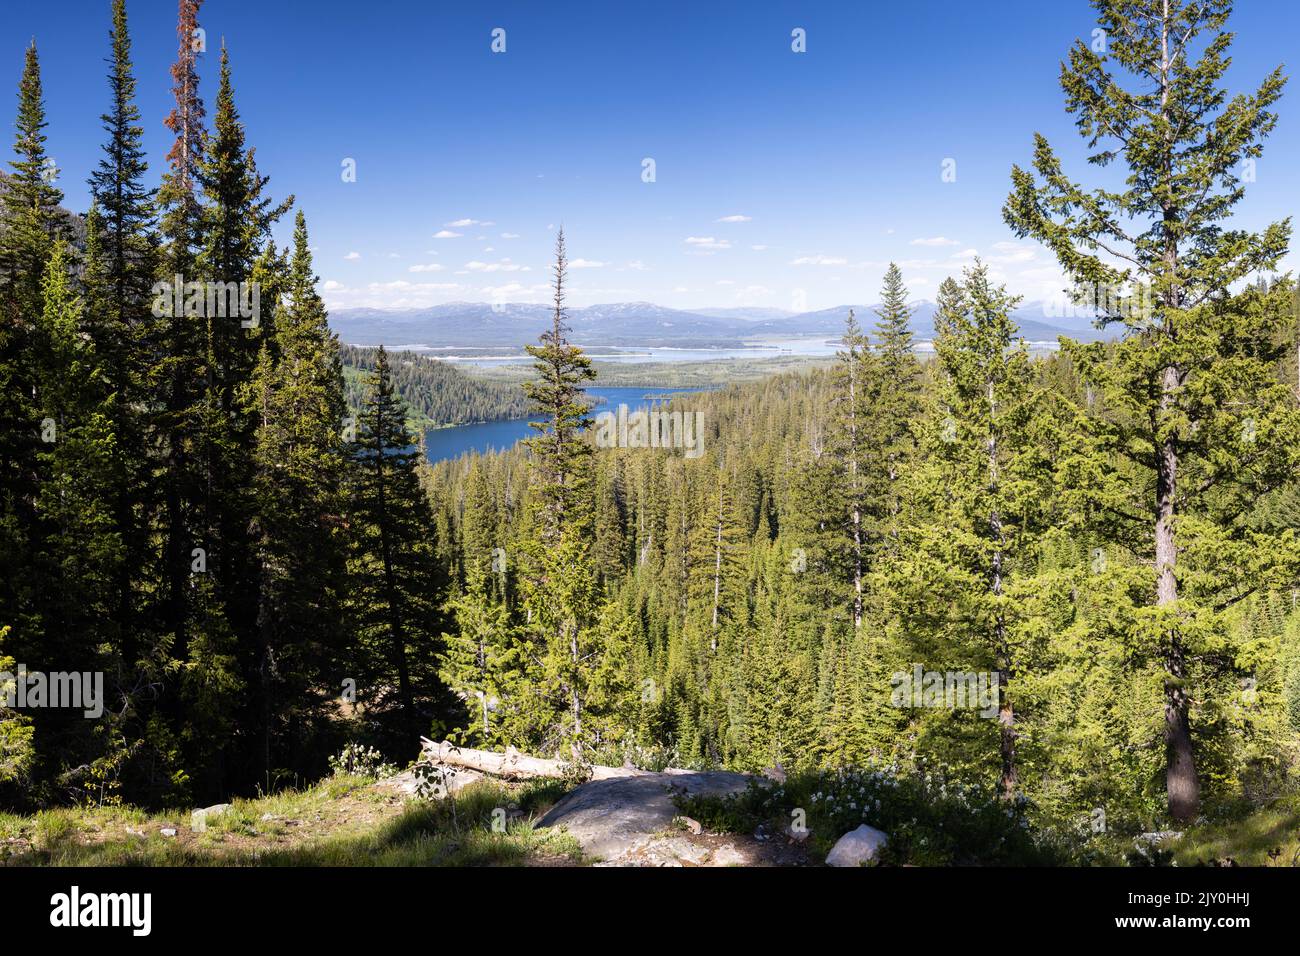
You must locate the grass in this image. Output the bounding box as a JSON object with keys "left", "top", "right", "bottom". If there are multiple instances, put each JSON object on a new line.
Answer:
{"left": 0, "top": 774, "right": 583, "bottom": 867}
{"left": 1171, "top": 794, "right": 1300, "bottom": 867}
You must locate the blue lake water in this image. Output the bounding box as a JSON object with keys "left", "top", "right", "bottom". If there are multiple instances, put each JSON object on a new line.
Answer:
{"left": 424, "top": 386, "right": 709, "bottom": 463}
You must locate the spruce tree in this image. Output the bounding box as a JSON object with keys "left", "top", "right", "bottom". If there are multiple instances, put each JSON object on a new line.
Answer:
{"left": 347, "top": 346, "right": 446, "bottom": 743}
{"left": 0, "top": 43, "right": 64, "bottom": 638}
{"left": 518, "top": 230, "right": 605, "bottom": 764}
{"left": 910, "top": 264, "right": 1050, "bottom": 798}
{"left": 869, "top": 263, "right": 921, "bottom": 559}
{"left": 155, "top": 0, "right": 208, "bottom": 677}
{"left": 251, "top": 211, "right": 347, "bottom": 779}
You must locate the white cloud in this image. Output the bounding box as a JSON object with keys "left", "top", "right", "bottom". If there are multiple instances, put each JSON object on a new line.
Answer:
{"left": 481, "top": 281, "right": 549, "bottom": 303}
{"left": 910, "top": 236, "right": 960, "bottom": 247}
{"left": 685, "top": 236, "right": 731, "bottom": 251}
{"left": 446, "top": 218, "right": 495, "bottom": 228}
{"left": 989, "top": 241, "right": 1036, "bottom": 264}
{"left": 751, "top": 244, "right": 768, "bottom": 251}
{"left": 500, "top": 232, "right": 520, "bottom": 239}
{"left": 790, "top": 254, "right": 848, "bottom": 266}
{"left": 408, "top": 262, "right": 444, "bottom": 273}
{"left": 322, "top": 280, "right": 345, "bottom": 291}
{"left": 715, "top": 214, "right": 752, "bottom": 223}
{"left": 465, "top": 258, "right": 529, "bottom": 273}
{"left": 320, "top": 280, "right": 467, "bottom": 310}
{"left": 624, "top": 260, "right": 647, "bottom": 271}
{"left": 343, "top": 251, "right": 361, "bottom": 261}
{"left": 569, "top": 258, "right": 605, "bottom": 269}
{"left": 432, "top": 230, "right": 462, "bottom": 239}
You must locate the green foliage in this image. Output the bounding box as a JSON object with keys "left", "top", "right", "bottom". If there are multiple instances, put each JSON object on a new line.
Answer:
{"left": 678, "top": 764, "right": 1067, "bottom": 866}
{"left": 340, "top": 344, "right": 529, "bottom": 428}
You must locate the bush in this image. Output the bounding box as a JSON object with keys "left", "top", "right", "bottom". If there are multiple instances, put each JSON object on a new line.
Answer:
{"left": 328, "top": 743, "right": 399, "bottom": 780}
{"left": 678, "top": 760, "right": 1070, "bottom": 865}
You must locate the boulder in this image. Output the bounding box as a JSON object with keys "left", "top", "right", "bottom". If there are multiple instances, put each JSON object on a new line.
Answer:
{"left": 538, "top": 770, "right": 753, "bottom": 862}
{"left": 191, "top": 803, "right": 232, "bottom": 833}
{"left": 825, "top": 824, "right": 888, "bottom": 867}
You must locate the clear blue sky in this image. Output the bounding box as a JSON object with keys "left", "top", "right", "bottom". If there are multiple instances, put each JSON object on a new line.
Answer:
{"left": 5, "top": 0, "right": 1299, "bottom": 312}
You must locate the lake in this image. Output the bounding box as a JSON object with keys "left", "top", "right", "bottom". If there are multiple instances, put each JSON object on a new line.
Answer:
{"left": 424, "top": 386, "right": 709, "bottom": 463}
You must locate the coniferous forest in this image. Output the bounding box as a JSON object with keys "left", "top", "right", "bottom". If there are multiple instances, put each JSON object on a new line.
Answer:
{"left": 4, "top": 0, "right": 1300, "bottom": 895}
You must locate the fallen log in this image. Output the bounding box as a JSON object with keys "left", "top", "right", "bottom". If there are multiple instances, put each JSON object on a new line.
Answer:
{"left": 419, "top": 738, "right": 656, "bottom": 781}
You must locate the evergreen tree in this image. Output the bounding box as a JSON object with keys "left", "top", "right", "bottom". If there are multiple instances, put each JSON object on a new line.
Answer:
{"left": 85, "top": 0, "right": 159, "bottom": 704}
{"left": 0, "top": 44, "right": 64, "bottom": 648}
{"left": 347, "top": 346, "right": 446, "bottom": 743}
{"left": 518, "top": 231, "right": 606, "bottom": 764}
{"left": 868, "top": 263, "right": 922, "bottom": 560}
{"left": 830, "top": 309, "right": 872, "bottom": 629}
{"left": 155, "top": 0, "right": 208, "bottom": 682}
{"left": 1004, "top": 0, "right": 1300, "bottom": 821}
{"left": 251, "top": 211, "right": 347, "bottom": 781}
{"left": 908, "top": 264, "right": 1051, "bottom": 798}
{"left": 29, "top": 241, "right": 124, "bottom": 801}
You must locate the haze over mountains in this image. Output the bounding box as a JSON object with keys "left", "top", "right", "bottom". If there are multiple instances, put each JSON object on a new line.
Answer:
{"left": 330, "top": 300, "right": 1113, "bottom": 351}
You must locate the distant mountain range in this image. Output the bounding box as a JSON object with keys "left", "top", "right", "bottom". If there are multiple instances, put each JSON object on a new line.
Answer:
{"left": 329, "top": 300, "right": 1115, "bottom": 350}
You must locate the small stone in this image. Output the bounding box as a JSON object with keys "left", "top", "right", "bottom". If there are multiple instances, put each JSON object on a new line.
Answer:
{"left": 160, "top": 827, "right": 177, "bottom": 838}
{"left": 675, "top": 815, "right": 703, "bottom": 834}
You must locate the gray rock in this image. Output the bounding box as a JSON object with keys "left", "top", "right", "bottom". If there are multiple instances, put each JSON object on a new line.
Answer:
{"left": 825, "top": 823, "right": 889, "bottom": 867}
{"left": 191, "top": 803, "right": 232, "bottom": 833}
{"left": 160, "top": 827, "right": 177, "bottom": 838}
{"left": 538, "top": 770, "right": 755, "bottom": 863}
{"left": 711, "top": 843, "right": 749, "bottom": 866}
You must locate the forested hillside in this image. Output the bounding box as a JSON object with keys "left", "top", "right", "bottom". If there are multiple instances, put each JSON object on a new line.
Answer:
{"left": 340, "top": 344, "right": 529, "bottom": 428}
{"left": 3, "top": 0, "right": 1299, "bottom": 870}
{"left": 424, "top": 262, "right": 1300, "bottom": 834}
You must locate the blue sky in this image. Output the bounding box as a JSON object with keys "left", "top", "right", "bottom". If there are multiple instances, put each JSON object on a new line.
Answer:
{"left": 6, "top": 0, "right": 1299, "bottom": 312}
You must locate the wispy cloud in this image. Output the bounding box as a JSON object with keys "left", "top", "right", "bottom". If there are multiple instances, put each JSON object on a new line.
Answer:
{"left": 569, "top": 258, "right": 606, "bottom": 269}
{"left": 715, "top": 214, "right": 752, "bottom": 223}
{"left": 685, "top": 236, "right": 731, "bottom": 251}
{"left": 432, "top": 230, "right": 462, "bottom": 239}
{"left": 790, "top": 254, "right": 847, "bottom": 266}
{"left": 465, "top": 258, "right": 530, "bottom": 273}
{"left": 910, "top": 236, "right": 960, "bottom": 247}
{"left": 343, "top": 251, "right": 361, "bottom": 260}
{"left": 408, "top": 262, "right": 444, "bottom": 273}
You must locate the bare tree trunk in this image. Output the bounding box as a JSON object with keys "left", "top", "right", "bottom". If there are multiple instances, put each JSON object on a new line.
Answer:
{"left": 421, "top": 739, "right": 657, "bottom": 780}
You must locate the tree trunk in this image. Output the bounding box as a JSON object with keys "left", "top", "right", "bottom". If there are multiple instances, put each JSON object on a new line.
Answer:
{"left": 420, "top": 739, "right": 655, "bottom": 780}
{"left": 1155, "top": 4, "right": 1198, "bottom": 823}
